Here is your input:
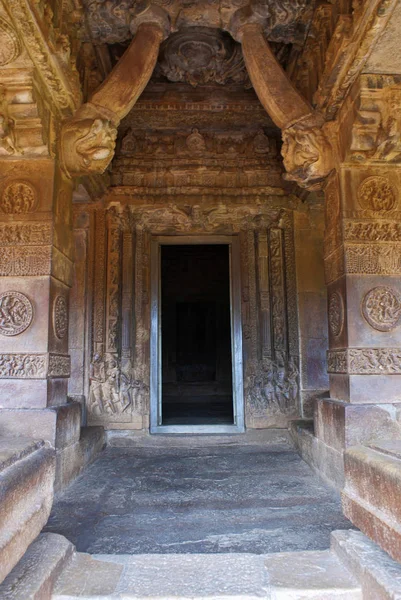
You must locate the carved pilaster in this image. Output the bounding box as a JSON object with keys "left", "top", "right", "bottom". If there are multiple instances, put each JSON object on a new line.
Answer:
{"left": 269, "top": 228, "right": 287, "bottom": 360}
{"left": 256, "top": 230, "right": 271, "bottom": 359}
{"left": 325, "top": 166, "right": 401, "bottom": 403}
{"left": 93, "top": 210, "right": 106, "bottom": 355}
{"left": 105, "top": 212, "right": 121, "bottom": 354}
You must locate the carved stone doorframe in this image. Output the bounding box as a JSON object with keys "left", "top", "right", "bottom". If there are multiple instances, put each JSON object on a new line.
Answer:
{"left": 150, "top": 234, "right": 245, "bottom": 434}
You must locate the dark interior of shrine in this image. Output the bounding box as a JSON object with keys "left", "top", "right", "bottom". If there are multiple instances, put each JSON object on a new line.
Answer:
{"left": 161, "top": 244, "right": 234, "bottom": 425}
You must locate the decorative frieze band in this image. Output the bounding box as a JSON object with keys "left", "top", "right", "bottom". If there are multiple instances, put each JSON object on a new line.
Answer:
{"left": 328, "top": 348, "right": 401, "bottom": 375}
{"left": 0, "top": 223, "right": 52, "bottom": 245}
{"left": 344, "top": 221, "right": 401, "bottom": 242}
{"left": 0, "top": 246, "right": 52, "bottom": 276}
{"left": 325, "top": 242, "right": 401, "bottom": 282}
{"left": 0, "top": 353, "right": 70, "bottom": 378}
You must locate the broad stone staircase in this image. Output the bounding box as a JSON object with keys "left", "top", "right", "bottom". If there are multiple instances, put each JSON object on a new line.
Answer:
{"left": 2, "top": 529, "right": 401, "bottom": 599}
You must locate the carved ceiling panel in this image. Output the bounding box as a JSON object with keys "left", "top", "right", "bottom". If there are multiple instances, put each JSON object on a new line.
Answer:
{"left": 82, "top": 0, "right": 316, "bottom": 46}
{"left": 154, "top": 28, "right": 250, "bottom": 87}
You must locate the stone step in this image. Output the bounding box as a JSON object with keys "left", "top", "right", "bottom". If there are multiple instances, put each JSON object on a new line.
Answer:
{"left": 332, "top": 529, "right": 401, "bottom": 600}
{"left": 0, "top": 437, "right": 55, "bottom": 583}
{"left": 0, "top": 533, "right": 74, "bottom": 599}
{"left": 52, "top": 548, "right": 362, "bottom": 599}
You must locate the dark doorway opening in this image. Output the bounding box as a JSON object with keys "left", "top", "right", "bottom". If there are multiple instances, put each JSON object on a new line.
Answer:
{"left": 161, "top": 244, "right": 233, "bottom": 425}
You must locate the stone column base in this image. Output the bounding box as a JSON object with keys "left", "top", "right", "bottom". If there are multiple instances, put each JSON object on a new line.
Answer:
{"left": 342, "top": 442, "right": 401, "bottom": 564}
{"left": 0, "top": 402, "right": 105, "bottom": 491}
{"left": 290, "top": 396, "right": 401, "bottom": 490}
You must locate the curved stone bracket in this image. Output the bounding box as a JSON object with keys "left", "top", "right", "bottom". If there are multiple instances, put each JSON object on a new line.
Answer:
{"left": 236, "top": 20, "right": 335, "bottom": 190}
{"left": 60, "top": 18, "right": 168, "bottom": 178}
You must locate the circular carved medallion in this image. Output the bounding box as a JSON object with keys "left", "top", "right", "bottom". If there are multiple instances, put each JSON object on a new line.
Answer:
{"left": 329, "top": 291, "right": 344, "bottom": 337}
{"left": 1, "top": 181, "right": 38, "bottom": 214}
{"left": 362, "top": 286, "right": 401, "bottom": 332}
{"left": 53, "top": 295, "right": 68, "bottom": 340}
{"left": 0, "top": 291, "right": 33, "bottom": 336}
{"left": 357, "top": 176, "right": 396, "bottom": 213}
{"left": 0, "top": 18, "right": 20, "bottom": 66}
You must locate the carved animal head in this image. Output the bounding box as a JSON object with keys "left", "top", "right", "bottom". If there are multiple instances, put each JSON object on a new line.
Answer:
{"left": 281, "top": 121, "right": 334, "bottom": 191}
{"left": 60, "top": 116, "right": 117, "bottom": 178}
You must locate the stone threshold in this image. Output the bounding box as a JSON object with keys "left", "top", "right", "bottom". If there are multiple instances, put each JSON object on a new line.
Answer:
{"left": 2, "top": 530, "right": 401, "bottom": 599}
{"left": 106, "top": 428, "right": 293, "bottom": 448}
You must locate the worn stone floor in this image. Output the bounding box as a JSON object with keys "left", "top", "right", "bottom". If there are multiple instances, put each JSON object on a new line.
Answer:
{"left": 44, "top": 433, "right": 353, "bottom": 555}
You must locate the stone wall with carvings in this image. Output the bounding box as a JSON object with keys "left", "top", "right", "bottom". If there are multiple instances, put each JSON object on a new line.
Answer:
{"left": 71, "top": 195, "right": 305, "bottom": 430}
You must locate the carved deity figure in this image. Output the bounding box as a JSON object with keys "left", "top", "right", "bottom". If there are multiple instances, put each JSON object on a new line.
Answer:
{"left": 246, "top": 356, "right": 299, "bottom": 417}
{"left": 89, "top": 353, "right": 132, "bottom": 416}
{"left": 281, "top": 118, "right": 334, "bottom": 190}
{"left": 186, "top": 128, "right": 206, "bottom": 154}
{"left": 0, "top": 115, "right": 17, "bottom": 156}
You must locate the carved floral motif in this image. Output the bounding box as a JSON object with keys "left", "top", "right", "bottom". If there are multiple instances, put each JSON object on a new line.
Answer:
{"left": 357, "top": 176, "right": 396, "bottom": 213}
{"left": 0, "top": 246, "right": 51, "bottom": 277}
{"left": 53, "top": 295, "right": 68, "bottom": 340}
{"left": 47, "top": 354, "right": 71, "bottom": 377}
{"left": 0, "top": 17, "right": 21, "bottom": 66}
{"left": 0, "top": 291, "right": 33, "bottom": 337}
{"left": 328, "top": 291, "right": 344, "bottom": 337}
{"left": 362, "top": 286, "right": 401, "bottom": 332}
{"left": 0, "top": 181, "right": 38, "bottom": 214}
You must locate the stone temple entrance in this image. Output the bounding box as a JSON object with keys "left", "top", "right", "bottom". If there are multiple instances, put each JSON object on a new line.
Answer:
{"left": 151, "top": 236, "right": 244, "bottom": 434}
{"left": 3, "top": 0, "right": 401, "bottom": 596}
{"left": 160, "top": 244, "right": 233, "bottom": 427}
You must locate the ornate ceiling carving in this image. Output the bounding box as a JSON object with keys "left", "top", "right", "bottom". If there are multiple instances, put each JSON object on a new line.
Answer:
{"left": 154, "top": 28, "right": 250, "bottom": 87}
{"left": 82, "top": 0, "right": 315, "bottom": 46}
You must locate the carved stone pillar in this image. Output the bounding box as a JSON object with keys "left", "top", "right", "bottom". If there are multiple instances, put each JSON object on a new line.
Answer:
{"left": 318, "top": 165, "right": 401, "bottom": 454}
{"left": 326, "top": 168, "right": 401, "bottom": 403}
{"left": 0, "top": 160, "right": 73, "bottom": 408}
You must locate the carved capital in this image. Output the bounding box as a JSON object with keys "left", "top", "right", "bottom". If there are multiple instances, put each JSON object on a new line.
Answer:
{"left": 130, "top": 4, "right": 170, "bottom": 40}
{"left": 229, "top": 0, "right": 308, "bottom": 43}
{"left": 281, "top": 115, "right": 336, "bottom": 191}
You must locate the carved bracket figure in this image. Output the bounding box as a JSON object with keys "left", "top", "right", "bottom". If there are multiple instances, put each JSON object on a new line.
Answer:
{"left": 60, "top": 6, "right": 170, "bottom": 178}
{"left": 230, "top": 13, "right": 336, "bottom": 190}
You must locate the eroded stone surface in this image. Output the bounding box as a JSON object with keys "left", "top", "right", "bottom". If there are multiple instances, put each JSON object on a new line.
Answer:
{"left": 0, "top": 438, "right": 55, "bottom": 583}
{"left": 332, "top": 529, "right": 401, "bottom": 600}
{"left": 45, "top": 439, "right": 352, "bottom": 554}
{"left": 342, "top": 444, "right": 401, "bottom": 564}
{"left": 0, "top": 533, "right": 74, "bottom": 599}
